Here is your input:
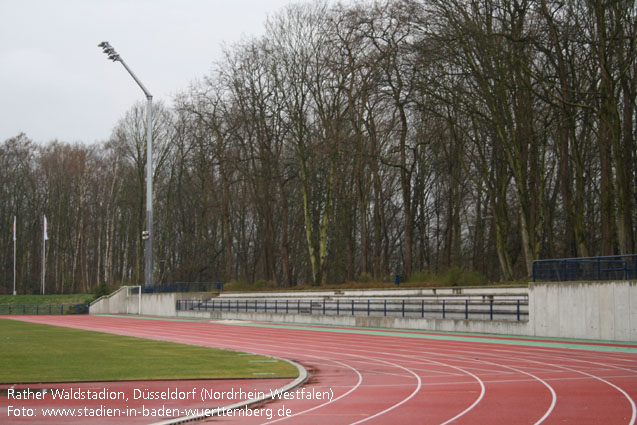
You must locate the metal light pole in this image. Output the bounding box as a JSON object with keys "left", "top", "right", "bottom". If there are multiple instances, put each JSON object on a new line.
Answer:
{"left": 99, "top": 41, "right": 154, "bottom": 288}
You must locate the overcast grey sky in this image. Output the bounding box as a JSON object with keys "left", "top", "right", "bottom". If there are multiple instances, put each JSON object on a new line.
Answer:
{"left": 0, "top": 0, "right": 319, "bottom": 145}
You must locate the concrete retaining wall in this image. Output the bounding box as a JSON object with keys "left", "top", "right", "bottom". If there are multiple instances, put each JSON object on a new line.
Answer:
{"left": 90, "top": 288, "right": 211, "bottom": 316}
{"left": 90, "top": 287, "right": 129, "bottom": 314}
{"left": 175, "top": 310, "right": 530, "bottom": 335}
{"left": 530, "top": 280, "right": 637, "bottom": 341}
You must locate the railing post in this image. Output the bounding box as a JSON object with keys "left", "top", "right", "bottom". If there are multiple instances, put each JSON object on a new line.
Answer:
{"left": 298, "top": 299, "right": 300, "bottom": 314}
{"left": 402, "top": 299, "right": 405, "bottom": 317}
{"left": 517, "top": 299, "right": 521, "bottom": 321}
{"left": 310, "top": 300, "right": 313, "bottom": 315}
{"left": 465, "top": 299, "right": 468, "bottom": 319}
{"left": 490, "top": 299, "right": 493, "bottom": 320}
{"left": 368, "top": 299, "right": 371, "bottom": 316}
{"left": 532, "top": 261, "right": 536, "bottom": 282}
{"left": 384, "top": 299, "right": 387, "bottom": 316}
{"left": 421, "top": 300, "right": 424, "bottom": 318}
{"left": 323, "top": 298, "right": 325, "bottom": 315}
{"left": 442, "top": 300, "right": 446, "bottom": 318}
{"left": 563, "top": 260, "right": 568, "bottom": 281}
{"left": 275, "top": 300, "right": 278, "bottom": 313}
{"left": 352, "top": 300, "right": 355, "bottom": 316}
{"left": 337, "top": 299, "right": 340, "bottom": 315}
{"left": 287, "top": 300, "right": 289, "bottom": 314}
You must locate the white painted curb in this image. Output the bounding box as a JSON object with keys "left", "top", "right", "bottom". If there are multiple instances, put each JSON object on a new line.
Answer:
{"left": 151, "top": 357, "right": 308, "bottom": 424}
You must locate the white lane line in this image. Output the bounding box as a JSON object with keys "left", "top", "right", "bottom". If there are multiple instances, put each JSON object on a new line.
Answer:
{"left": 440, "top": 345, "right": 637, "bottom": 425}
{"left": 129, "top": 323, "right": 483, "bottom": 425}
{"left": 370, "top": 351, "right": 487, "bottom": 425}
{"left": 437, "top": 367, "right": 484, "bottom": 425}
{"left": 545, "top": 363, "right": 635, "bottom": 425}
{"left": 419, "top": 346, "right": 632, "bottom": 425}
{"left": 405, "top": 353, "right": 555, "bottom": 425}
{"left": 70, "top": 317, "right": 618, "bottom": 424}
{"left": 261, "top": 358, "right": 363, "bottom": 425}
{"left": 130, "top": 325, "right": 425, "bottom": 424}
{"left": 348, "top": 357, "right": 422, "bottom": 425}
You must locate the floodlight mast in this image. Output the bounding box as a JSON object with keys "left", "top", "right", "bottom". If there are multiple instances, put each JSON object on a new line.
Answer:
{"left": 99, "top": 41, "right": 154, "bottom": 289}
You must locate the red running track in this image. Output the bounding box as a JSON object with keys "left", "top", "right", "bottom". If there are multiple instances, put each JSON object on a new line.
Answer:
{"left": 3, "top": 315, "right": 637, "bottom": 425}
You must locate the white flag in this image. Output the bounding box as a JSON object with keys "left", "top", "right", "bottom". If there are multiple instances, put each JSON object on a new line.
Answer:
{"left": 13, "top": 216, "right": 16, "bottom": 241}
{"left": 44, "top": 215, "right": 49, "bottom": 241}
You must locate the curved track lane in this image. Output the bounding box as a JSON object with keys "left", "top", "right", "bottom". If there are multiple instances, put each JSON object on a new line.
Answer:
{"left": 4, "top": 315, "right": 637, "bottom": 424}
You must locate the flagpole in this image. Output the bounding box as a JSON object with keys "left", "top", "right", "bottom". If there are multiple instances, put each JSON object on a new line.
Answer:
{"left": 42, "top": 216, "right": 46, "bottom": 295}
{"left": 42, "top": 237, "right": 45, "bottom": 295}
{"left": 13, "top": 216, "right": 16, "bottom": 296}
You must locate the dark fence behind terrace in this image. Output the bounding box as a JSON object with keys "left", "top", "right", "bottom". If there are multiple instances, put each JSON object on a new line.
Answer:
{"left": 0, "top": 304, "right": 89, "bottom": 315}
{"left": 533, "top": 255, "right": 637, "bottom": 282}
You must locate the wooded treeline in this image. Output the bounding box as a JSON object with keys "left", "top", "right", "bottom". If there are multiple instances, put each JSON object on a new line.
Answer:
{"left": 2, "top": 0, "right": 636, "bottom": 293}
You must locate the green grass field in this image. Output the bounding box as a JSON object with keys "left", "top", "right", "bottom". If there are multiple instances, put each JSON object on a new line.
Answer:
{"left": 0, "top": 319, "right": 298, "bottom": 383}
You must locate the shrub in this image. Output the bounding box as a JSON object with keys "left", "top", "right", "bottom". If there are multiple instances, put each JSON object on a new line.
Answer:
{"left": 441, "top": 267, "right": 488, "bottom": 287}
{"left": 223, "top": 280, "right": 251, "bottom": 291}
{"left": 93, "top": 283, "right": 112, "bottom": 301}
{"left": 408, "top": 270, "right": 433, "bottom": 283}
{"left": 357, "top": 272, "right": 373, "bottom": 283}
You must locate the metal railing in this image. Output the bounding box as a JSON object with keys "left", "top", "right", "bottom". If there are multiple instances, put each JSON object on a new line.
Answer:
{"left": 177, "top": 298, "right": 528, "bottom": 321}
{"left": 0, "top": 304, "right": 89, "bottom": 315}
{"left": 533, "top": 255, "right": 637, "bottom": 282}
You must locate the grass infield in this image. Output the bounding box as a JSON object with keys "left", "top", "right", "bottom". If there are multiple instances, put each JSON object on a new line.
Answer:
{"left": 0, "top": 319, "right": 298, "bottom": 384}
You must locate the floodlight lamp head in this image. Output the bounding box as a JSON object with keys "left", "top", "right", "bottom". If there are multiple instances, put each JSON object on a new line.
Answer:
{"left": 98, "top": 41, "right": 120, "bottom": 62}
